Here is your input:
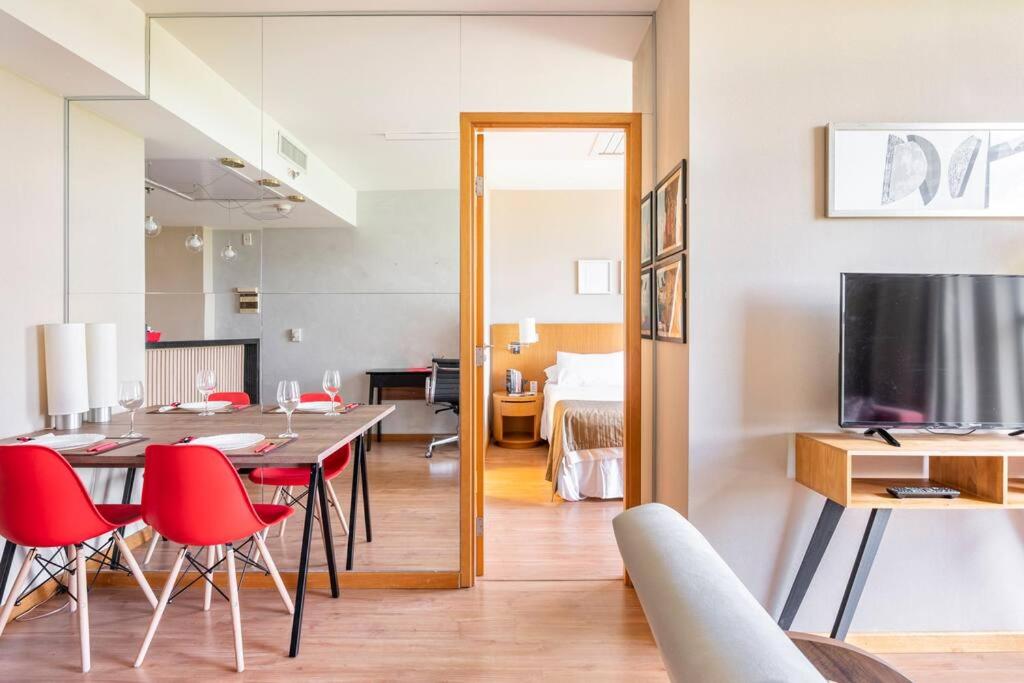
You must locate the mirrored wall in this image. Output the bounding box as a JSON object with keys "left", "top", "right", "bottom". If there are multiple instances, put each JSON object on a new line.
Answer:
{"left": 67, "top": 13, "right": 652, "bottom": 576}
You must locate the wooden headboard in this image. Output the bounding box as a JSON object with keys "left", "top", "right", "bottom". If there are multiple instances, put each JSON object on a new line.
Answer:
{"left": 489, "top": 322, "right": 623, "bottom": 391}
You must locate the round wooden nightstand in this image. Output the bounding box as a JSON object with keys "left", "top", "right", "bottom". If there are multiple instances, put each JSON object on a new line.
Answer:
{"left": 492, "top": 391, "right": 543, "bottom": 448}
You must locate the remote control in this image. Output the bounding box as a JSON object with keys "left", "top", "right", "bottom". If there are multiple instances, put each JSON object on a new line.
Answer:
{"left": 886, "top": 486, "right": 960, "bottom": 499}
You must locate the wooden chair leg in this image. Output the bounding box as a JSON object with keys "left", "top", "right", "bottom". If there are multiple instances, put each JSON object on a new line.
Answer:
{"left": 203, "top": 546, "right": 216, "bottom": 612}
{"left": 143, "top": 531, "right": 161, "bottom": 566}
{"left": 65, "top": 545, "right": 77, "bottom": 613}
{"left": 253, "top": 534, "right": 294, "bottom": 614}
{"left": 278, "top": 487, "right": 293, "bottom": 537}
{"left": 0, "top": 548, "right": 36, "bottom": 637}
{"left": 113, "top": 532, "right": 157, "bottom": 608}
{"left": 326, "top": 479, "right": 349, "bottom": 535}
{"left": 225, "top": 545, "right": 245, "bottom": 673}
{"left": 76, "top": 545, "right": 90, "bottom": 673}
{"left": 217, "top": 545, "right": 224, "bottom": 562}
{"left": 134, "top": 547, "right": 187, "bottom": 669}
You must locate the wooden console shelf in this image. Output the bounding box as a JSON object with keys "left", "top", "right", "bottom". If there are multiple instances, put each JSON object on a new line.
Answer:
{"left": 796, "top": 433, "right": 1024, "bottom": 509}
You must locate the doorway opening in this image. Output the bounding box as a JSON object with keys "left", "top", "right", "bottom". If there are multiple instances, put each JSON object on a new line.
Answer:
{"left": 459, "top": 113, "right": 643, "bottom": 586}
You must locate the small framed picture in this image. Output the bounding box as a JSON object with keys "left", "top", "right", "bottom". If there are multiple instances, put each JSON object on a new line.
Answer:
{"left": 655, "top": 253, "right": 686, "bottom": 343}
{"left": 655, "top": 160, "right": 686, "bottom": 258}
{"left": 640, "top": 268, "right": 653, "bottom": 339}
{"left": 640, "top": 192, "right": 653, "bottom": 266}
{"left": 577, "top": 259, "right": 614, "bottom": 295}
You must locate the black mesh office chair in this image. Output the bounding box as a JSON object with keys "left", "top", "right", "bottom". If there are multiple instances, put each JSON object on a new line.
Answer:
{"left": 424, "top": 358, "right": 459, "bottom": 458}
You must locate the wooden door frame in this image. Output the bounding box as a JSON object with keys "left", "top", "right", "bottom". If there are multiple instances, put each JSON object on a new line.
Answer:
{"left": 459, "top": 112, "right": 643, "bottom": 587}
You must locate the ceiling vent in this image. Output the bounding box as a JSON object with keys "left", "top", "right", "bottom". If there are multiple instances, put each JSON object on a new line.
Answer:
{"left": 277, "top": 132, "right": 308, "bottom": 172}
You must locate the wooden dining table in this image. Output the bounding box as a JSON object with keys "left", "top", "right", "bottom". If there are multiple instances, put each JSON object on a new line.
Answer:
{"left": 0, "top": 402, "right": 395, "bottom": 658}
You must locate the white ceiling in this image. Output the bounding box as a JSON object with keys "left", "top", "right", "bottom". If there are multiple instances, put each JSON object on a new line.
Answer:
{"left": 131, "top": 1, "right": 658, "bottom": 14}
{"left": 485, "top": 130, "right": 625, "bottom": 190}
{"left": 155, "top": 14, "right": 650, "bottom": 191}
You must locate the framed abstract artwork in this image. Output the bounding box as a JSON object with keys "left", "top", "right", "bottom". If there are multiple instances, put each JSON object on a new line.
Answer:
{"left": 828, "top": 123, "right": 1024, "bottom": 217}
{"left": 640, "top": 268, "right": 653, "bottom": 339}
{"left": 655, "top": 160, "right": 686, "bottom": 258}
{"left": 640, "top": 192, "right": 653, "bottom": 266}
{"left": 655, "top": 254, "right": 686, "bottom": 343}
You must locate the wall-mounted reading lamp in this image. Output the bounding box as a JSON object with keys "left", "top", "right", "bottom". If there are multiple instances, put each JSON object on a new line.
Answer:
{"left": 507, "top": 317, "right": 539, "bottom": 354}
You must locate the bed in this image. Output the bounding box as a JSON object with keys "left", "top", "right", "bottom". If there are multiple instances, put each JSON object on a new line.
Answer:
{"left": 541, "top": 352, "right": 624, "bottom": 501}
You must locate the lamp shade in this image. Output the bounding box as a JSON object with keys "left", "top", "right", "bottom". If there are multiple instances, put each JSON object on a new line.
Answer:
{"left": 44, "top": 323, "right": 90, "bottom": 417}
{"left": 518, "top": 317, "right": 539, "bottom": 344}
{"left": 85, "top": 323, "right": 118, "bottom": 409}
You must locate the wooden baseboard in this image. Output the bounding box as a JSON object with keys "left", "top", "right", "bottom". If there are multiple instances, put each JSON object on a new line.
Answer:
{"left": 3, "top": 527, "right": 154, "bottom": 624}
{"left": 840, "top": 632, "right": 1024, "bottom": 654}
{"left": 93, "top": 569, "right": 461, "bottom": 590}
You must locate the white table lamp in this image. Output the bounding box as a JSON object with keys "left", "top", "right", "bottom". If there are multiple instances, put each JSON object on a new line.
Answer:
{"left": 85, "top": 323, "right": 118, "bottom": 423}
{"left": 44, "top": 323, "right": 90, "bottom": 430}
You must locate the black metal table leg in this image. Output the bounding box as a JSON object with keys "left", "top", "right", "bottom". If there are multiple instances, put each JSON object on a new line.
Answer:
{"left": 360, "top": 433, "right": 372, "bottom": 543}
{"left": 778, "top": 498, "right": 845, "bottom": 629}
{"left": 831, "top": 508, "right": 891, "bottom": 640}
{"left": 316, "top": 468, "right": 339, "bottom": 598}
{"left": 0, "top": 540, "right": 16, "bottom": 604}
{"left": 108, "top": 467, "right": 137, "bottom": 570}
{"left": 366, "top": 383, "right": 374, "bottom": 452}
{"left": 346, "top": 434, "right": 362, "bottom": 571}
{"left": 374, "top": 383, "right": 383, "bottom": 444}
{"left": 289, "top": 463, "right": 322, "bottom": 657}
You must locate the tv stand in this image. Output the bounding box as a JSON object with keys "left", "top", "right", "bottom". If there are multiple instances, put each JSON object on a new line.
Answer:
{"left": 1010, "top": 429, "right": 1024, "bottom": 437}
{"left": 864, "top": 428, "right": 900, "bottom": 448}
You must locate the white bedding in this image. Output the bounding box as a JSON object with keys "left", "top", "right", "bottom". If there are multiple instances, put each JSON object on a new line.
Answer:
{"left": 540, "top": 381, "right": 624, "bottom": 441}
{"left": 542, "top": 381, "right": 625, "bottom": 501}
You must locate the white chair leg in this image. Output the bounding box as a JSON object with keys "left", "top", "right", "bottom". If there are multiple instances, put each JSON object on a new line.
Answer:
{"left": 326, "top": 479, "right": 349, "bottom": 535}
{"left": 113, "top": 532, "right": 157, "bottom": 608}
{"left": 76, "top": 546, "right": 90, "bottom": 673}
{"left": 217, "top": 545, "right": 224, "bottom": 562}
{"left": 134, "top": 547, "right": 186, "bottom": 669}
{"left": 143, "top": 531, "right": 161, "bottom": 566}
{"left": 0, "top": 548, "right": 36, "bottom": 638}
{"left": 278, "top": 487, "right": 293, "bottom": 537}
{"left": 65, "top": 545, "right": 77, "bottom": 613}
{"left": 225, "top": 545, "right": 244, "bottom": 673}
{"left": 203, "top": 546, "right": 215, "bottom": 611}
{"left": 252, "top": 534, "right": 294, "bottom": 614}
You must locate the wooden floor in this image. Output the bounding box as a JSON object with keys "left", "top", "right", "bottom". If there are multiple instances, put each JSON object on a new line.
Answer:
{"left": 3, "top": 441, "right": 1022, "bottom": 679}
{"left": 483, "top": 444, "right": 623, "bottom": 580}
{"left": 135, "top": 440, "right": 460, "bottom": 573}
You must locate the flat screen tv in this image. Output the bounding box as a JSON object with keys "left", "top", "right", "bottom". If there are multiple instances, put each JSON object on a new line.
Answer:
{"left": 840, "top": 273, "right": 1024, "bottom": 429}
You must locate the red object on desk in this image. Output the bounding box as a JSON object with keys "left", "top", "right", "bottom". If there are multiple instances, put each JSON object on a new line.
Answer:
{"left": 146, "top": 330, "right": 162, "bottom": 343}
{"left": 86, "top": 441, "right": 120, "bottom": 454}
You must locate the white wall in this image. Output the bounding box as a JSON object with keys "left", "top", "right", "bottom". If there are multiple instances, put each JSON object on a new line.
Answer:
{"left": 0, "top": 67, "right": 63, "bottom": 438}
{"left": 651, "top": 0, "right": 690, "bottom": 515}
{"left": 489, "top": 190, "right": 624, "bottom": 325}
{"left": 688, "top": 0, "right": 1024, "bottom": 633}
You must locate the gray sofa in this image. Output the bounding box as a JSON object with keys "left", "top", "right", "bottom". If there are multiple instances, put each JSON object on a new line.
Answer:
{"left": 614, "top": 503, "right": 909, "bottom": 683}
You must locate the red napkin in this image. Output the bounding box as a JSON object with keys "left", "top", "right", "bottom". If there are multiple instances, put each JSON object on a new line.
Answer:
{"left": 87, "top": 441, "right": 120, "bottom": 454}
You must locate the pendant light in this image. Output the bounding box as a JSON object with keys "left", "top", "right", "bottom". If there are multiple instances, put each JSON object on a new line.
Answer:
{"left": 185, "top": 231, "right": 204, "bottom": 253}
{"left": 220, "top": 202, "right": 238, "bottom": 262}
{"left": 144, "top": 215, "right": 161, "bottom": 238}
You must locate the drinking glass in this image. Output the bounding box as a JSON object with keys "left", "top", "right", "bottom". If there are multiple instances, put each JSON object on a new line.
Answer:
{"left": 195, "top": 369, "right": 217, "bottom": 416}
{"left": 118, "top": 380, "right": 144, "bottom": 438}
{"left": 322, "top": 369, "right": 342, "bottom": 416}
{"left": 277, "top": 380, "right": 301, "bottom": 438}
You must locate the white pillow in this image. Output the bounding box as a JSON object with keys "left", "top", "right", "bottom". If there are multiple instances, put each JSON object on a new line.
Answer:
{"left": 554, "top": 351, "right": 624, "bottom": 387}
{"left": 544, "top": 364, "right": 560, "bottom": 382}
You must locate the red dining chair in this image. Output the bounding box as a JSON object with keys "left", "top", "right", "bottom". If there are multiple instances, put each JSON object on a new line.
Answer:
{"left": 0, "top": 445, "right": 157, "bottom": 673}
{"left": 209, "top": 391, "right": 250, "bottom": 406}
{"left": 300, "top": 391, "right": 343, "bottom": 403}
{"left": 135, "top": 444, "right": 294, "bottom": 673}
{"left": 249, "top": 391, "right": 350, "bottom": 541}
{"left": 248, "top": 443, "right": 351, "bottom": 542}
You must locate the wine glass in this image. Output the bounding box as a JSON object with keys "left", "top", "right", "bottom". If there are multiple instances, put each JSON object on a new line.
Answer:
{"left": 322, "top": 369, "right": 341, "bottom": 416}
{"left": 277, "top": 380, "right": 301, "bottom": 438}
{"left": 118, "top": 380, "right": 144, "bottom": 438}
{"left": 195, "top": 369, "right": 217, "bottom": 416}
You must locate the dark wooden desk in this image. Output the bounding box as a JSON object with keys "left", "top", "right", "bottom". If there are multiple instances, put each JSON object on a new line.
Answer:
{"left": 365, "top": 367, "right": 431, "bottom": 450}
{"left": 0, "top": 403, "right": 395, "bottom": 658}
